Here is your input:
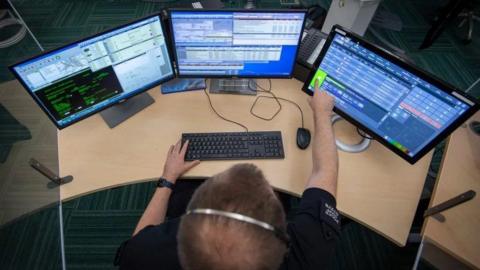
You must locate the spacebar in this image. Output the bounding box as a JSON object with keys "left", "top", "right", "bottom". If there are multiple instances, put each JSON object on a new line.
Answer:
{"left": 203, "top": 154, "right": 229, "bottom": 159}
{"left": 201, "top": 153, "right": 251, "bottom": 160}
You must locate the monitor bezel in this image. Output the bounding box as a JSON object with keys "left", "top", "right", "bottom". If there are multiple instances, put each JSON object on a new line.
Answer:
{"left": 168, "top": 8, "right": 307, "bottom": 79}
{"left": 9, "top": 13, "right": 175, "bottom": 130}
{"left": 302, "top": 25, "right": 479, "bottom": 164}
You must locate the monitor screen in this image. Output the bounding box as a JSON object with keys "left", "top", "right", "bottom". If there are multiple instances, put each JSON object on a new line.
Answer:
{"left": 10, "top": 15, "right": 174, "bottom": 129}
{"left": 169, "top": 10, "right": 306, "bottom": 77}
{"left": 303, "top": 26, "right": 479, "bottom": 164}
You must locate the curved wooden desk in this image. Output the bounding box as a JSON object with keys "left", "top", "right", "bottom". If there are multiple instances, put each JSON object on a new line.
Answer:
{"left": 58, "top": 78, "right": 432, "bottom": 246}
{"left": 420, "top": 112, "right": 480, "bottom": 269}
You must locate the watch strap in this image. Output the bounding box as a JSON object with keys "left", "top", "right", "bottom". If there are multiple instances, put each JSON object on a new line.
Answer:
{"left": 157, "top": 177, "right": 175, "bottom": 190}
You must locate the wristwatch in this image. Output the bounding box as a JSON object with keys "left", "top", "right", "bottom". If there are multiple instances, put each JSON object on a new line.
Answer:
{"left": 157, "top": 177, "right": 175, "bottom": 190}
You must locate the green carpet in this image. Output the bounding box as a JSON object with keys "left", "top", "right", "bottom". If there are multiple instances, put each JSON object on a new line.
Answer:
{"left": 1, "top": 0, "right": 479, "bottom": 269}
{"left": 0, "top": 205, "right": 62, "bottom": 269}
{"left": 61, "top": 182, "right": 156, "bottom": 270}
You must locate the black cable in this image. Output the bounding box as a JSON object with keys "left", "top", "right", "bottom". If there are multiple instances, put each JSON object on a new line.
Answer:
{"left": 253, "top": 96, "right": 305, "bottom": 129}
{"left": 248, "top": 79, "right": 304, "bottom": 128}
{"left": 249, "top": 79, "right": 282, "bottom": 121}
{"left": 201, "top": 78, "right": 304, "bottom": 132}
{"left": 202, "top": 84, "right": 249, "bottom": 132}
{"left": 356, "top": 127, "right": 373, "bottom": 140}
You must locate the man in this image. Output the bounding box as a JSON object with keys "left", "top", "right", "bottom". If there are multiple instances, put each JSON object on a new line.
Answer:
{"left": 116, "top": 82, "right": 340, "bottom": 269}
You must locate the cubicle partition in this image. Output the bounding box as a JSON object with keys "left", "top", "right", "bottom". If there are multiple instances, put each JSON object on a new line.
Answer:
{"left": 0, "top": 3, "right": 64, "bottom": 268}
{"left": 0, "top": 80, "right": 64, "bottom": 269}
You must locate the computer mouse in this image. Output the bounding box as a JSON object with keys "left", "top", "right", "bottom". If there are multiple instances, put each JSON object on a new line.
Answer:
{"left": 296, "top": 128, "right": 311, "bottom": 150}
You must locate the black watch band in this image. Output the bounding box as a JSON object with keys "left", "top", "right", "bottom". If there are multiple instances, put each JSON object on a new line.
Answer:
{"left": 157, "top": 177, "right": 175, "bottom": 190}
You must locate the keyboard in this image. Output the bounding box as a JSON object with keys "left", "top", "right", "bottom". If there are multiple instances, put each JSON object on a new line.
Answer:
{"left": 182, "top": 131, "right": 285, "bottom": 161}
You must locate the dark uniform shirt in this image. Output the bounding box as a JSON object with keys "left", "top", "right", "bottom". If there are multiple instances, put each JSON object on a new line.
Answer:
{"left": 116, "top": 188, "right": 340, "bottom": 269}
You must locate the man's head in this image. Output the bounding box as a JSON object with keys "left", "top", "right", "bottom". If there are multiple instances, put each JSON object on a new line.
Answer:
{"left": 178, "top": 163, "right": 287, "bottom": 270}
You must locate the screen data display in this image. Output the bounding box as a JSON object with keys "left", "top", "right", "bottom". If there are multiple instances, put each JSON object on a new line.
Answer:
{"left": 12, "top": 16, "right": 173, "bottom": 128}
{"left": 306, "top": 30, "right": 475, "bottom": 159}
{"left": 170, "top": 10, "right": 305, "bottom": 77}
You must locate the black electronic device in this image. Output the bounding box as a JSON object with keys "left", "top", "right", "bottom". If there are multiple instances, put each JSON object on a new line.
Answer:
{"left": 304, "top": 5, "right": 326, "bottom": 30}
{"left": 182, "top": 131, "right": 285, "bottom": 161}
{"left": 293, "top": 28, "right": 327, "bottom": 82}
{"left": 10, "top": 14, "right": 175, "bottom": 129}
{"left": 302, "top": 25, "right": 479, "bottom": 164}
{"left": 297, "top": 28, "right": 327, "bottom": 68}
{"left": 296, "top": 127, "right": 311, "bottom": 149}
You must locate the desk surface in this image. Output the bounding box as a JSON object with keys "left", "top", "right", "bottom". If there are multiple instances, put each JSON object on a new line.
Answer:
{"left": 422, "top": 112, "right": 480, "bottom": 269}
{"left": 58, "top": 78, "right": 433, "bottom": 246}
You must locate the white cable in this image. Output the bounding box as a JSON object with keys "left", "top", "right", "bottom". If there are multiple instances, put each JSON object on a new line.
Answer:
{"left": 58, "top": 203, "right": 67, "bottom": 270}
{"left": 466, "top": 77, "right": 480, "bottom": 93}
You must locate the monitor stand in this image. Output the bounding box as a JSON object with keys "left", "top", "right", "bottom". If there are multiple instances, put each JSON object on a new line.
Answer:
{"left": 331, "top": 114, "right": 371, "bottom": 153}
{"left": 209, "top": 79, "right": 257, "bottom": 95}
{"left": 99, "top": 92, "right": 155, "bottom": 128}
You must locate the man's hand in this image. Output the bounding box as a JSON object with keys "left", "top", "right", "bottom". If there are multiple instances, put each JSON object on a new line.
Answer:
{"left": 308, "top": 79, "right": 335, "bottom": 120}
{"left": 162, "top": 139, "right": 200, "bottom": 182}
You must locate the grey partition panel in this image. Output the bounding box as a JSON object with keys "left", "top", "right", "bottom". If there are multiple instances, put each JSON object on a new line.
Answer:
{"left": 0, "top": 13, "right": 64, "bottom": 267}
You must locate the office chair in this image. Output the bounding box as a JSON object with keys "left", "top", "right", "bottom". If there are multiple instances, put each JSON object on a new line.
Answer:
{"left": 420, "top": 0, "right": 479, "bottom": 49}
{"left": 0, "top": 9, "right": 26, "bottom": 48}
{"left": 458, "top": 7, "right": 479, "bottom": 43}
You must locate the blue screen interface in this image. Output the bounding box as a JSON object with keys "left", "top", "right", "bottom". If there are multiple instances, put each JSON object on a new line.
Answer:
{"left": 307, "top": 30, "right": 474, "bottom": 157}
{"left": 13, "top": 16, "right": 173, "bottom": 128}
{"left": 170, "top": 11, "right": 305, "bottom": 77}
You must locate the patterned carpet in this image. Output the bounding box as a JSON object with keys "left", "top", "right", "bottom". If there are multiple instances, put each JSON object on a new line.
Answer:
{"left": 61, "top": 182, "right": 156, "bottom": 270}
{"left": 0, "top": 0, "right": 479, "bottom": 269}
{"left": 0, "top": 205, "right": 62, "bottom": 269}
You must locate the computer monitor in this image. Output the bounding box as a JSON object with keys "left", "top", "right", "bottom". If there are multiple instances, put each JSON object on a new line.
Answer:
{"left": 169, "top": 9, "right": 306, "bottom": 94}
{"left": 10, "top": 14, "right": 174, "bottom": 129}
{"left": 303, "top": 25, "right": 479, "bottom": 164}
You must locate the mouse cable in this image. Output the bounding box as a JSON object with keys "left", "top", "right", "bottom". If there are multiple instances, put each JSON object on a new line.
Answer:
{"left": 248, "top": 79, "right": 305, "bottom": 129}
{"left": 202, "top": 82, "right": 249, "bottom": 132}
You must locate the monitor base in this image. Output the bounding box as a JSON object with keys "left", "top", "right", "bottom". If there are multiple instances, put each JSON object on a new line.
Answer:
{"left": 100, "top": 92, "right": 155, "bottom": 128}
{"left": 209, "top": 79, "right": 257, "bottom": 96}
{"left": 331, "top": 114, "right": 371, "bottom": 153}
